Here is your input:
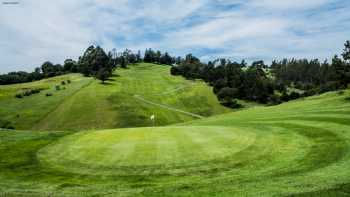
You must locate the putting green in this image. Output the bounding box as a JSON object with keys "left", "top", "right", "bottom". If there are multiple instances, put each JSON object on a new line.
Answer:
{"left": 38, "top": 126, "right": 256, "bottom": 175}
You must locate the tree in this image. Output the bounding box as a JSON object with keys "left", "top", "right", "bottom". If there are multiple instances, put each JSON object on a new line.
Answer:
{"left": 144, "top": 48, "right": 155, "bottom": 63}
{"left": 64, "top": 59, "right": 77, "bottom": 72}
{"left": 160, "top": 52, "right": 173, "bottom": 65}
{"left": 41, "top": 61, "right": 62, "bottom": 77}
{"left": 96, "top": 68, "right": 111, "bottom": 83}
{"left": 41, "top": 61, "right": 54, "bottom": 76}
{"left": 217, "top": 87, "right": 241, "bottom": 108}
{"left": 332, "top": 55, "right": 349, "bottom": 88}
{"left": 155, "top": 51, "right": 161, "bottom": 63}
{"left": 78, "top": 45, "right": 112, "bottom": 76}
{"left": 136, "top": 50, "right": 142, "bottom": 62}
{"left": 342, "top": 40, "right": 350, "bottom": 62}
{"left": 217, "top": 87, "right": 238, "bottom": 101}
{"left": 120, "top": 56, "right": 128, "bottom": 68}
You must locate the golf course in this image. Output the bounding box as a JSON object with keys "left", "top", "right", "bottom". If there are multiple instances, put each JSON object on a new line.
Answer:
{"left": 0, "top": 63, "right": 230, "bottom": 131}
{"left": 0, "top": 63, "right": 350, "bottom": 196}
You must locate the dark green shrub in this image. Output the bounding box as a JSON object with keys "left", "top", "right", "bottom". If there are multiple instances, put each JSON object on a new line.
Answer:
{"left": 55, "top": 85, "right": 61, "bottom": 91}
{"left": 15, "top": 88, "right": 42, "bottom": 98}
{"left": 338, "top": 90, "right": 345, "bottom": 95}
{"left": 224, "top": 99, "right": 243, "bottom": 109}
{"left": 61, "top": 81, "right": 66, "bottom": 85}
{"left": 302, "top": 88, "right": 318, "bottom": 97}
{"left": 15, "top": 94, "right": 23, "bottom": 99}
{"left": 0, "top": 120, "right": 14, "bottom": 130}
{"left": 46, "top": 93, "right": 53, "bottom": 97}
{"left": 67, "top": 80, "right": 71, "bottom": 84}
{"left": 281, "top": 92, "right": 290, "bottom": 102}
{"left": 31, "top": 89, "right": 41, "bottom": 94}
{"left": 268, "top": 94, "right": 282, "bottom": 105}
{"left": 289, "top": 92, "right": 301, "bottom": 100}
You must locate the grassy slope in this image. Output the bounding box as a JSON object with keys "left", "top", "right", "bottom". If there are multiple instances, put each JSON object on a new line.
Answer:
{"left": 0, "top": 74, "right": 92, "bottom": 130}
{"left": 0, "top": 63, "right": 230, "bottom": 131}
{"left": 0, "top": 89, "right": 350, "bottom": 196}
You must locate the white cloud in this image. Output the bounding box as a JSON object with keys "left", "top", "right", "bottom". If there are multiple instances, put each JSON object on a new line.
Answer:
{"left": 249, "top": 0, "right": 330, "bottom": 10}
{"left": 0, "top": 0, "right": 349, "bottom": 73}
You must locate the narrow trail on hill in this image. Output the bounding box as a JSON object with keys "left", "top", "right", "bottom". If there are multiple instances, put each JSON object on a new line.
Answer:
{"left": 133, "top": 94, "right": 204, "bottom": 119}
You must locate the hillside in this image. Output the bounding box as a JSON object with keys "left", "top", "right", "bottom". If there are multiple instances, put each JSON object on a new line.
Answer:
{"left": 0, "top": 89, "right": 349, "bottom": 196}
{"left": 0, "top": 63, "right": 230, "bottom": 131}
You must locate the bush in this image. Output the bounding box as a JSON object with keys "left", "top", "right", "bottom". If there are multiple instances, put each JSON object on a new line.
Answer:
{"left": 55, "top": 85, "right": 61, "bottom": 91}
{"left": 0, "top": 120, "right": 14, "bottom": 130}
{"left": 289, "top": 91, "right": 301, "bottom": 100}
{"left": 221, "top": 99, "right": 243, "bottom": 109}
{"left": 15, "top": 93, "right": 23, "bottom": 99}
{"left": 170, "top": 66, "right": 182, "bottom": 76}
{"left": 46, "top": 93, "right": 53, "bottom": 97}
{"left": 338, "top": 90, "right": 345, "bottom": 95}
{"left": 67, "top": 80, "right": 71, "bottom": 84}
{"left": 15, "top": 88, "right": 41, "bottom": 98}
{"left": 302, "top": 88, "right": 318, "bottom": 97}
{"left": 281, "top": 92, "right": 290, "bottom": 102}
{"left": 31, "top": 89, "right": 41, "bottom": 94}
{"left": 268, "top": 94, "right": 282, "bottom": 105}
{"left": 61, "top": 81, "right": 66, "bottom": 85}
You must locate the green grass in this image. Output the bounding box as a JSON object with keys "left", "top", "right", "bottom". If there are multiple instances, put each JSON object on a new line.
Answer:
{"left": 0, "top": 63, "right": 230, "bottom": 131}
{"left": 0, "top": 88, "right": 350, "bottom": 196}
{"left": 0, "top": 74, "right": 92, "bottom": 130}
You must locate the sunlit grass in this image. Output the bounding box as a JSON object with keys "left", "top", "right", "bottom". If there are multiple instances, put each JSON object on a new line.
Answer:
{"left": 0, "top": 89, "right": 349, "bottom": 196}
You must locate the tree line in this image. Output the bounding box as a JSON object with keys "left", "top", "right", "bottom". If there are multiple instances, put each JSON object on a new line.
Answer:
{"left": 0, "top": 47, "right": 176, "bottom": 85}
{"left": 1, "top": 41, "right": 349, "bottom": 108}
{"left": 171, "top": 41, "right": 350, "bottom": 107}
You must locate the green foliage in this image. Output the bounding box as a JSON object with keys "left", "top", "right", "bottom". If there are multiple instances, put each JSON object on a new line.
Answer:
{"left": 171, "top": 57, "right": 275, "bottom": 104}
{"left": 14, "top": 88, "right": 42, "bottom": 98}
{"left": 119, "top": 55, "right": 128, "bottom": 68}
{"left": 217, "top": 87, "right": 241, "bottom": 108}
{"left": 63, "top": 59, "right": 78, "bottom": 72}
{"left": 171, "top": 41, "right": 350, "bottom": 106}
{"left": 15, "top": 93, "right": 23, "bottom": 99}
{"left": 96, "top": 67, "right": 112, "bottom": 83}
{"left": 0, "top": 70, "right": 43, "bottom": 85}
{"left": 144, "top": 48, "right": 175, "bottom": 65}
{"left": 78, "top": 45, "right": 113, "bottom": 77}
{"left": 0, "top": 119, "right": 14, "bottom": 129}
{"left": 342, "top": 40, "right": 350, "bottom": 61}
{"left": 41, "top": 61, "right": 64, "bottom": 77}
{"left": 55, "top": 85, "right": 61, "bottom": 91}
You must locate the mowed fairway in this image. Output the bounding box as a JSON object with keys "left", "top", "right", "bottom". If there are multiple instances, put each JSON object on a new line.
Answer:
{"left": 0, "top": 89, "right": 350, "bottom": 196}
{"left": 0, "top": 63, "right": 230, "bottom": 131}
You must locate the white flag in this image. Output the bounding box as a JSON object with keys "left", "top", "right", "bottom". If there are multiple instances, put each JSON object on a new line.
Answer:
{"left": 150, "top": 115, "right": 155, "bottom": 120}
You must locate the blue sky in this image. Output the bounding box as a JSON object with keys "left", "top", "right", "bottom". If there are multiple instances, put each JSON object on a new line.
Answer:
{"left": 0, "top": 0, "right": 349, "bottom": 73}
